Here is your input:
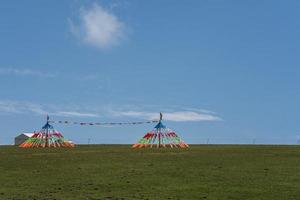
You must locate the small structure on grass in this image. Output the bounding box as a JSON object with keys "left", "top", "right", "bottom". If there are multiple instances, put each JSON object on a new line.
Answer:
{"left": 14, "top": 133, "right": 34, "bottom": 146}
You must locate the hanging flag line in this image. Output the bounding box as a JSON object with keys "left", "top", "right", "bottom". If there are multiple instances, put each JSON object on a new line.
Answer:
{"left": 48, "top": 119, "right": 159, "bottom": 126}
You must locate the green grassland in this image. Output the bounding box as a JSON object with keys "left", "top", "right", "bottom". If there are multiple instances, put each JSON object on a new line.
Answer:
{"left": 0, "top": 145, "right": 300, "bottom": 200}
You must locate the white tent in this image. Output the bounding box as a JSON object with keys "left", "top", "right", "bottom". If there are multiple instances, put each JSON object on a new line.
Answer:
{"left": 14, "top": 133, "right": 34, "bottom": 146}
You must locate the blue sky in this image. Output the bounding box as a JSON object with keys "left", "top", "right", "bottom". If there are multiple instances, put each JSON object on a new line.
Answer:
{"left": 1, "top": 0, "right": 300, "bottom": 144}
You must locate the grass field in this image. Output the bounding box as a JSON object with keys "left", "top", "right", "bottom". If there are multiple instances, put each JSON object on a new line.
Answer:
{"left": 0, "top": 145, "right": 300, "bottom": 200}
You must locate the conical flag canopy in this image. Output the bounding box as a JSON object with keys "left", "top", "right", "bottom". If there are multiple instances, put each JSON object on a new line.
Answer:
{"left": 19, "top": 116, "right": 74, "bottom": 148}
{"left": 132, "top": 114, "right": 189, "bottom": 148}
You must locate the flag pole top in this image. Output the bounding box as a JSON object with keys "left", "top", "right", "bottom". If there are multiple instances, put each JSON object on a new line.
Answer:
{"left": 159, "top": 112, "right": 163, "bottom": 121}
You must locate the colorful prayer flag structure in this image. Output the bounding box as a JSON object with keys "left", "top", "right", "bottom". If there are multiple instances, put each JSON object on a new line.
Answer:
{"left": 19, "top": 116, "right": 74, "bottom": 148}
{"left": 132, "top": 113, "right": 189, "bottom": 148}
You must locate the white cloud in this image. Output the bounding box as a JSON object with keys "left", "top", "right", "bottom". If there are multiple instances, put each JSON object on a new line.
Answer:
{"left": 115, "top": 111, "right": 222, "bottom": 122}
{"left": 0, "top": 68, "right": 56, "bottom": 78}
{"left": 70, "top": 3, "right": 125, "bottom": 49}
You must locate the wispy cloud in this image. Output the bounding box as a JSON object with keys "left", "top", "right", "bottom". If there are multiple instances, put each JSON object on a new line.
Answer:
{"left": 0, "top": 68, "right": 57, "bottom": 78}
{"left": 0, "top": 101, "right": 23, "bottom": 114}
{"left": 70, "top": 3, "right": 125, "bottom": 49}
{"left": 0, "top": 100, "right": 221, "bottom": 122}
{"left": 0, "top": 100, "right": 98, "bottom": 118}
{"left": 55, "top": 111, "right": 98, "bottom": 118}
{"left": 115, "top": 111, "right": 221, "bottom": 122}
{"left": 0, "top": 101, "right": 47, "bottom": 115}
